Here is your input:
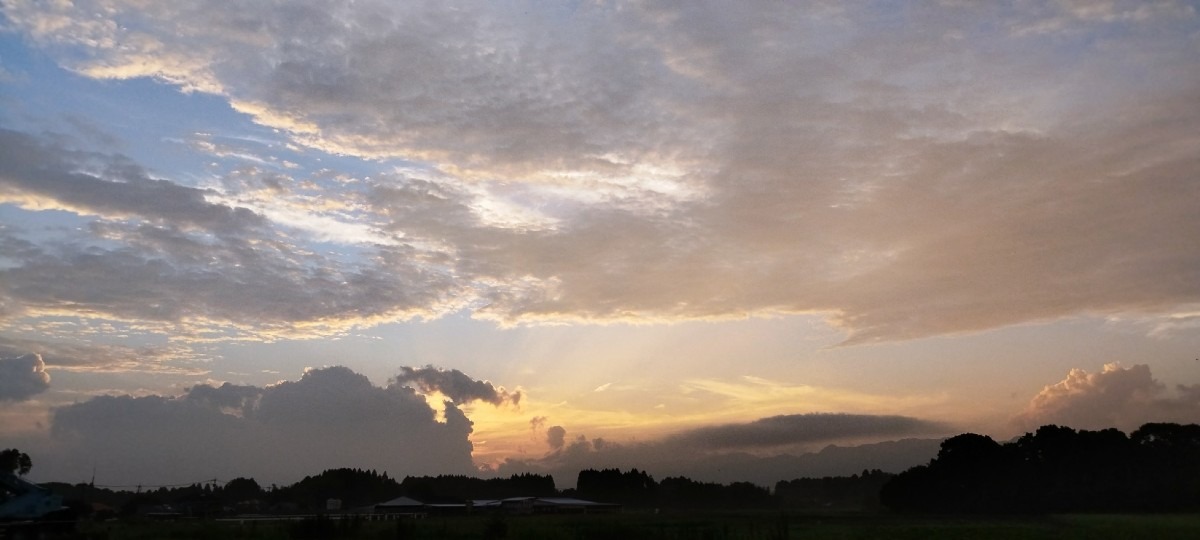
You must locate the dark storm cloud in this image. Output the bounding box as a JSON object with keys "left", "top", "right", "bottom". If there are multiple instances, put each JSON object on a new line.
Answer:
{"left": 393, "top": 365, "right": 520, "bottom": 406}
{"left": 44, "top": 366, "right": 476, "bottom": 484}
{"left": 0, "top": 354, "right": 51, "bottom": 402}
{"left": 666, "top": 414, "right": 947, "bottom": 451}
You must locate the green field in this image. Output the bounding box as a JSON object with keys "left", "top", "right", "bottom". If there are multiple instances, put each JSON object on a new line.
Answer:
{"left": 62, "top": 511, "right": 1200, "bottom": 540}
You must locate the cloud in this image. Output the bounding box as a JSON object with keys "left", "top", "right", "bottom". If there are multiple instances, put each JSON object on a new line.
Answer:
{"left": 1011, "top": 363, "right": 1200, "bottom": 432}
{"left": 0, "top": 336, "right": 207, "bottom": 374}
{"left": 0, "top": 129, "right": 264, "bottom": 233}
{"left": 0, "top": 220, "right": 459, "bottom": 340}
{"left": 546, "top": 425, "right": 566, "bottom": 451}
{"left": 2, "top": 2, "right": 1199, "bottom": 345}
{"left": 42, "top": 366, "right": 476, "bottom": 485}
{"left": 0, "top": 354, "right": 51, "bottom": 402}
{"left": 0, "top": 131, "right": 464, "bottom": 341}
{"left": 497, "top": 417, "right": 945, "bottom": 487}
{"left": 184, "top": 382, "right": 262, "bottom": 415}
{"left": 393, "top": 365, "right": 520, "bottom": 406}
{"left": 665, "top": 414, "right": 948, "bottom": 451}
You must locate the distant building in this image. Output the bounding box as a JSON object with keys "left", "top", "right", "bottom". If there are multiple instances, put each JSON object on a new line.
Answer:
{"left": 501, "top": 497, "right": 620, "bottom": 514}
{"left": 531, "top": 497, "right": 621, "bottom": 514}
{"left": 374, "top": 496, "right": 426, "bottom": 515}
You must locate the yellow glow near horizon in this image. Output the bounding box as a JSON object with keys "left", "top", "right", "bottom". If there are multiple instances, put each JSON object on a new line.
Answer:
{"left": 460, "top": 372, "right": 952, "bottom": 468}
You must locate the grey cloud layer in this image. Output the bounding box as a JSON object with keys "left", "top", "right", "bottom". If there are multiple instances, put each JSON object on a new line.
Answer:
{"left": 497, "top": 415, "right": 947, "bottom": 486}
{"left": 0, "top": 129, "right": 263, "bottom": 233}
{"left": 3, "top": 2, "right": 1200, "bottom": 342}
{"left": 42, "top": 366, "right": 476, "bottom": 484}
{"left": 0, "top": 130, "right": 458, "bottom": 338}
{"left": 666, "top": 414, "right": 947, "bottom": 451}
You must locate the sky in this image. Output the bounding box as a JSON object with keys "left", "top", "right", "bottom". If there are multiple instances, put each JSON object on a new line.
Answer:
{"left": 1, "top": 0, "right": 1199, "bottom": 489}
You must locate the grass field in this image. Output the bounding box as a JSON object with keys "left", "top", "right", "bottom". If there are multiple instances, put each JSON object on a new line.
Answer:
{"left": 65, "top": 511, "right": 1200, "bottom": 540}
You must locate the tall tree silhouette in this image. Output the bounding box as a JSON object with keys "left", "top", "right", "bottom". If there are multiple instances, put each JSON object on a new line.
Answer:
{"left": 0, "top": 448, "right": 32, "bottom": 475}
{"left": 576, "top": 469, "right": 657, "bottom": 505}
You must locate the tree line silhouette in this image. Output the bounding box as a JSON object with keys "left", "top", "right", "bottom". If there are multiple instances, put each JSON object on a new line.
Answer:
{"left": 42, "top": 466, "right": 892, "bottom": 517}
{"left": 45, "top": 469, "right": 563, "bottom": 517}
{"left": 400, "top": 473, "right": 557, "bottom": 503}
{"left": 572, "top": 467, "right": 887, "bottom": 510}
{"left": 880, "top": 422, "right": 1200, "bottom": 513}
{"left": 26, "top": 421, "right": 1200, "bottom": 517}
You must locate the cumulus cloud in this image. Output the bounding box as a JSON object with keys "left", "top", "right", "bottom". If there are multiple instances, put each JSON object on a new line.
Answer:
{"left": 43, "top": 366, "right": 476, "bottom": 485}
{"left": 1011, "top": 363, "right": 1200, "bottom": 432}
{"left": 0, "top": 354, "right": 51, "bottom": 402}
{"left": 184, "top": 382, "right": 262, "bottom": 415}
{"left": 393, "top": 365, "right": 520, "bottom": 406}
{"left": 1, "top": 2, "right": 1198, "bottom": 346}
{"left": 546, "top": 425, "right": 566, "bottom": 451}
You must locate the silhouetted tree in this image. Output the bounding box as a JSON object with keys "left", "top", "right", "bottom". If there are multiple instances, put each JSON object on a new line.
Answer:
{"left": 881, "top": 423, "right": 1200, "bottom": 514}
{"left": 776, "top": 469, "right": 894, "bottom": 510}
{"left": 577, "top": 468, "right": 657, "bottom": 505}
{"left": 275, "top": 468, "right": 404, "bottom": 510}
{"left": 223, "top": 477, "right": 263, "bottom": 507}
{"left": 1130, "top": 422, "right": 1200, "bottom": 510}
{"left": 398, "top": 473, "right": 556, "bottom": 501}
{"left": 0, "top": 448, "right": 32, "bottom": 475}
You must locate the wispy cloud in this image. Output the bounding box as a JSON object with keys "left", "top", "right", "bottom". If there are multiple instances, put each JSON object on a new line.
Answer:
{"left": 0, "top": 336, "right": 208, "bottom": 374}
{"left": 680, "top": 376, "right": 946, "bottom": 416}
